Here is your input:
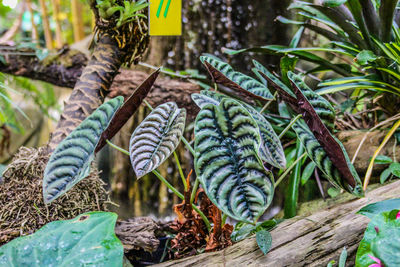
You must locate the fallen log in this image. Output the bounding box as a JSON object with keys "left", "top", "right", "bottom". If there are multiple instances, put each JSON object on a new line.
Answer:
{"left": 0, "top": 46, "right": 200, "bottom": 115}
{"left": 156, "top": 180, "right": 400, "bottom": 267}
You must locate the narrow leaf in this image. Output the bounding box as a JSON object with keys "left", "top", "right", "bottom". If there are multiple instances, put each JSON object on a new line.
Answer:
{"left": 43, "top": 97, "right": 124, "bottom": 203}
{"left": 96, "top": 69, "right": 160, "bottom": 152}
{"left": 129, "top": 102, "right": 186, "bottom": 178}
{"left": 194, "top": 98, "right": 274, "bottom": 223}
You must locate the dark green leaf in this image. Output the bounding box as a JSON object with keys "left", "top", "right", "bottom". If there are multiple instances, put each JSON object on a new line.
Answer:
{"left": 357, "top": 199, "right": 400, "bottom": 218}
{"left": 390, "top": 162, "right": 400, "bottom": 177}
{"left": 380, "top": 168, "right": 392, "bottom": 184}
{"left": 194, "top": 98, "right": 274, "bottom": 223}
{"left": 356, "top": 209, "right": 400, "bottom": 266}
{"left": 0, "top": 212, "right": 123, "bottom": 266}
{"left": 230, "top": 223, "right": 255, "bottom": 242}
{"left": 129, "top": 102, "right": 186, "bottom": 178}
{"left": 379, "top": 0, "right": 398, "bottom": 42}
{"left": 301, "top": 161, "right": 316, "bottom": 185}
{"left": 322, "top": 0, "right": 347, "bottom": 7}
{"left": 43, "top": 97, "right": 124, "bottom": 203}
{"left": 256, "top": 230, "right": 272, "bottom": 255}
{"left": 374, "top": 155, "right": 393, "bottom": 164}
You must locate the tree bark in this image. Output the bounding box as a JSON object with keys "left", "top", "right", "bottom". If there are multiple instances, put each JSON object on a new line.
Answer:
{"left": 155, "top": 180, "right": 400, "bottom": 267}
{"left": 0, "top": 46, "right": 200, "bottom": 116}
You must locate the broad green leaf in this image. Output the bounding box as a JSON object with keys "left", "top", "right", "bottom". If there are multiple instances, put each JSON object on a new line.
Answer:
{"left": 192, "top": 90, "right": 286, "bottom": 168}
{"left": 200, "top": 55, "right": 273, "bottom": 100}
{"left": 43, "top": 96, "right": 124, "bottom": 203}
{"left": 194, "top": 98, "right": 274, "bottom": 223}
{"left": 301, "top": 161, "right": 316, "bottom": 185}
{"left": 0, "top": 212, "right": 123, "bottom": 266}
{"left": 356, "top": 50, "right": 377, "bottom": 65}
{"left": 380, "top": 168, "right": 392, "bottom": 184}
{"left": 374, "top": 155, "right": 393, "bottom": 164}
{"left": 129, "top": 102, "right": 186, "bottom": 178}
{"left": 357, "top": 199, "right": 400, "bottom": 219}
{"left": 256, "top": 230, "right": 272, "bottom": 255}
{"left": 356, "top": 210, "right": 400, "bottom": 267}
{"left": 389, "top": 162, "right": 400, "bottom": 177}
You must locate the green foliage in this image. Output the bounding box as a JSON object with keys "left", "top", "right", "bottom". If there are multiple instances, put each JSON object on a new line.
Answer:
{"left": 96, "top": 0, "right": 148, "bottom": 27}
{"left": 0, "top": 212, "right": 123, "bottom": 266}
{"left": 43, "top": 97, "right": 124, "bottom": 203}
{"left": 256, "top": 230, "right": 272, "bottom": 255}
{"left": 231, "top": 219, "right": 278, "bottom": 242}
{"left": 194, "top": 98, "right": 274, "bottom": 223}
{"left": 200, "top": 55, "right": 273, "bottom": 101}
{"left": 191, "top": 90, "right": 286, "bottom": 168}
{"left": 356, "top": 209, "right": 400, "bottom": 267}
{"left": 358, "top": 199, "right": 400, "bottom": 219}
{"left": 129, "top": 102, "right": 186, "bottom": 178}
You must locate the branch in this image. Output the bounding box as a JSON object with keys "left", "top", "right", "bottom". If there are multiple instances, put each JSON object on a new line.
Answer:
{"left": 0, "top": 46, "right": 200, "bottom": 116}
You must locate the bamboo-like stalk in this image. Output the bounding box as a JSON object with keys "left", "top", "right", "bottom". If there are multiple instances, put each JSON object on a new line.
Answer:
{"left": 26, "top": 0, "right": 39, "bottom": 44}
{"left": 51, "top": 0, "right": 63, "bottom": 48}
{"left": 38, "top": 0, "right": 53, "bottom": 49}
{"left": 158, "top": 164, "right": 169, "bottom": 215}
{"left": 71, "top": 0, "right": 85, "bottom": 41}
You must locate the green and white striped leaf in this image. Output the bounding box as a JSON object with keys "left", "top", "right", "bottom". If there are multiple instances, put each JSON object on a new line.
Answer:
{"left": 192, "top": 90, "right": 285, "bottom": 168}
{"left": 200, "top": 55, "right": 273, "bottom": 101}
{"left": 287, "top": 71, "right": 336, "bottom": 131}
{"left": 194, "top": 98, "right": 274, "bottom": 223}
{"left": 43, "top": 97, "right": 124, "bottom": 204}
{"left": 292, "top": 120, "right": 363, "bottom": 196}
{"left": 129, "top": 102, "right": 186, "bottom": 178}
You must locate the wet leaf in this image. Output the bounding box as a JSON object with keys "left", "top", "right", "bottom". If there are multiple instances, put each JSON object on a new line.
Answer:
{"left": 301, "top": 161, "right": 316, "bottom": 185}
{"left": 374, "top": 155, "right": 393, "bottom": 165}
{"left": 356, "top": 210, "right": 400, "bottom": 267}
{"left": 357, "top": 199, "right": 400, "bottom": 219}
{"left": 389, "top": 162, "right": 400, "bottom": 177}
{"left": 0, "top": 212, "right": 123, "bottom": 266}
{"left": 256, "top": 230, "right": 272, "bottom": 255}
{"left": 43, "top": 97, "right": 124, "bottom": 203}
{"left": 129, "top": 102, "right": 186, "bottom": 178}
{"left": 194, "top": 98, "right": 274, "bottom": 223}
{"left": 380, "top": 168, "right": 392, "bottom": 184}
{"left": 200, "top": 55, "right": 273, "bottom": 101}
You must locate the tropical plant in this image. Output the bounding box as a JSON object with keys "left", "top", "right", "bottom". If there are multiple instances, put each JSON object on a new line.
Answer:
{"left": 0, "top": 212, "right": 123, "bottom": 266}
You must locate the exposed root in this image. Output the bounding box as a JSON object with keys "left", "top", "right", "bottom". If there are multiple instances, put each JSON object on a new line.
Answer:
{"left": 0, "top": 147, "right": 110, "bottom": 245}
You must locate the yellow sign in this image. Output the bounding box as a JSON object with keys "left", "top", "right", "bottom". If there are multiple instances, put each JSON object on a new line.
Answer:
{"left": 149, "top": 0, "right": 182, "bottom": 36}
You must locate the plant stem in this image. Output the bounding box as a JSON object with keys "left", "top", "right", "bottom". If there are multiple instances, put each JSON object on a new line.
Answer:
{"left": 260, "top": 91, "right": 277, "bottom": 114}
{"left": 190, "top": 178, "right": 200, "bottom": 204}
{"left": 221, "top": 213, "right": 227, "bottom": 226}
{"left": 173, "top": 151, "right": 188, "bottom": 191}
{"left": 279, "top": 114, "right": 302, "bottom": 139}
{"left": 106, "top": 139, "right": 130, "bottom": 155}
{"left": 275, "top": 152, "right": 307, "bottom": 187}
{"left": 153, "top": 170, "right": 211, "bottom": 231}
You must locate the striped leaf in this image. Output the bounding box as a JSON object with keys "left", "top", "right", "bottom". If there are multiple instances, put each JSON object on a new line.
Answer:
{"left": 287, "top": 71, "right": 336, "bottom": 131}
{"left": 194, "top": 98, "right": 274, "bottom": 223}
{"left": 192, "top": 90, "right": 285, "bottom": 168}
{"left": 129, "top": 102, "right": 186, "bottom": 178}
{"left": 200, "top": 55, "right": 273, "bottom": 101}
{"left": 43, "top": 96, "right": 124, "bottom": 204}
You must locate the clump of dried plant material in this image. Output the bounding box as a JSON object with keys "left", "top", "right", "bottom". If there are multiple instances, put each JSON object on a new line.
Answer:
{"left": 0, "top": 146, "right": 111, "bottom": 245}
{"left": 169, "top": 172, "right": 233, "bottom": 259}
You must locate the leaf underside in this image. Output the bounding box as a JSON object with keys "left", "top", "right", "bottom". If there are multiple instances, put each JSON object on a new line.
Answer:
{"left": 254, "top": 62, "right": 363, "bottom": 196}
{"left": 200, "top": 55, "right": 273, "bottom": 101}
{"left": 194, "top": 98, "right": 274, "bottom": 223}
{"left": 129, "top": 102, "right": 186, "bottom": 178}
{"left": 43, "top": 97, "right": 124, "bottom": 204}
{"left": 192, "top": 90, "right": 285, "bottom": 168}
{"left": 0, "top": 212, "right": 123, "bottom": 266}
{"left": 95, "top": 69, "right": 160, "bottom": 152}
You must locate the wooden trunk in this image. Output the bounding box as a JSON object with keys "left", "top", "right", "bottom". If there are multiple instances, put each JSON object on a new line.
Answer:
{"left": 155, "top": 180, "right": 400, "bottom": 267}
